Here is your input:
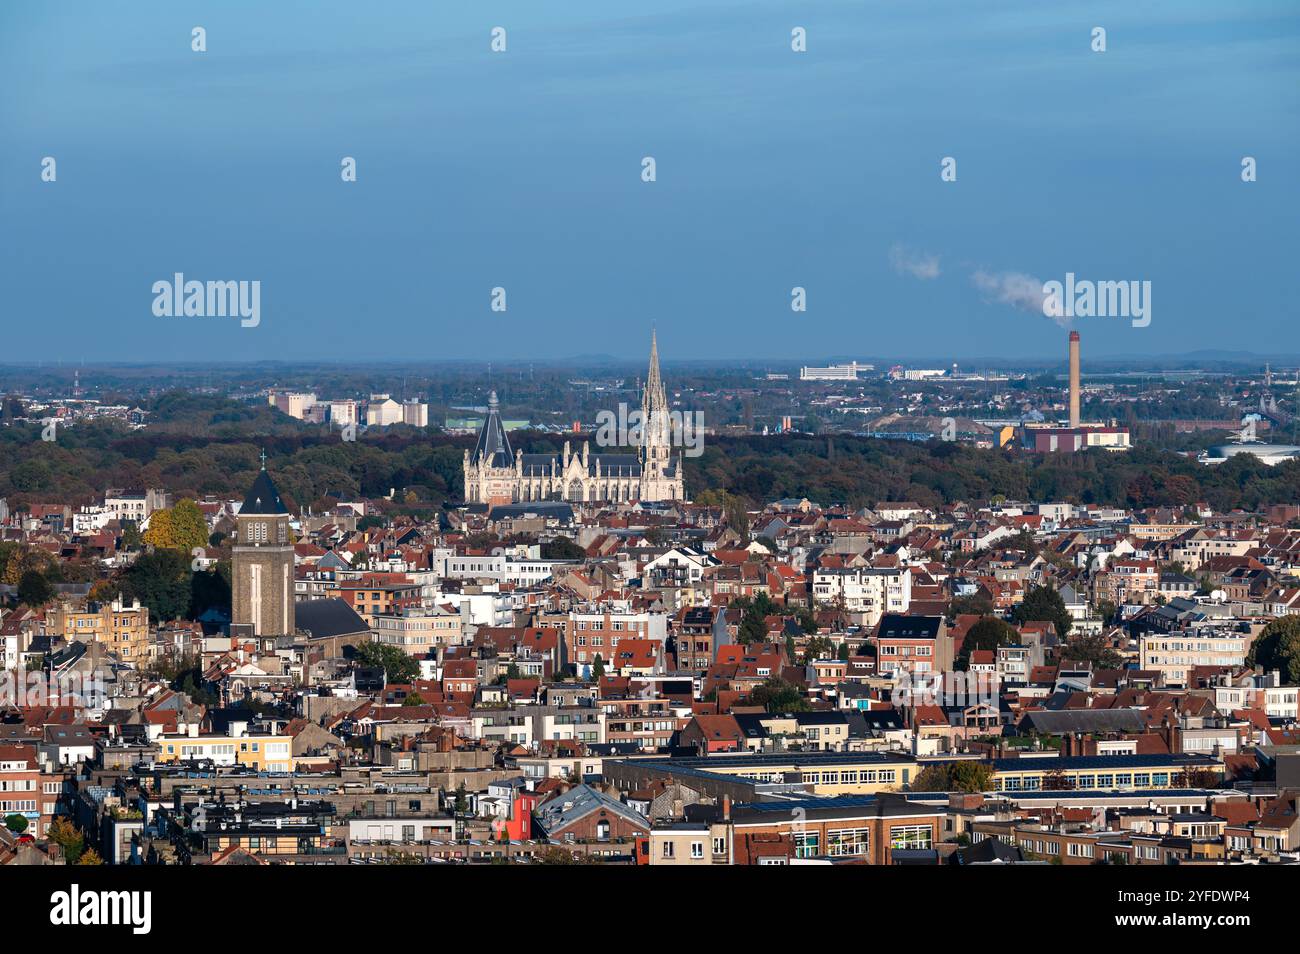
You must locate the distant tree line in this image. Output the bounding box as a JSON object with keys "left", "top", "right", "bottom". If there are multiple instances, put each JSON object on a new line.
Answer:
{"left": 3, "top": 392, "right": 1299, "bottom": 515}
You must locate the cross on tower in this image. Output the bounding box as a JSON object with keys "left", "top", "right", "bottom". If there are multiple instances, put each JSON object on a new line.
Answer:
{"left": 260, "top": 448, "right": 268, "bottom": 470}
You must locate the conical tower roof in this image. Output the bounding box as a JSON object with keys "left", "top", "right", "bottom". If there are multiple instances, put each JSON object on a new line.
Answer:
{"left": 241, "top": 466, "right": 289, "bottom": 515}
{"left": 472, "top": 390, "right": 513, "bottom": 467}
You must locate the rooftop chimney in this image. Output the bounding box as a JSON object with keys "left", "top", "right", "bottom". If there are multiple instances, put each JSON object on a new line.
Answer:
{"left": 1068, "top": 331, "right": 1081, "bottom": 429}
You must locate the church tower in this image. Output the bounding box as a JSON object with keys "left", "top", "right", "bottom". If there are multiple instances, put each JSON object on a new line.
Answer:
{"left": 231, "top": 454, "right": 295, "bottom": 638}
{"left": 462, "top": 390, "right": 516, "bottom": 505}
{"left": 638, "top": 330, "right": 684, "bottom": 502}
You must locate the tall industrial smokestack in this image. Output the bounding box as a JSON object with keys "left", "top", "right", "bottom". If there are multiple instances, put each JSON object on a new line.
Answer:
{"left": 1068, "top": 331, "right": 1081, "bottom": 428}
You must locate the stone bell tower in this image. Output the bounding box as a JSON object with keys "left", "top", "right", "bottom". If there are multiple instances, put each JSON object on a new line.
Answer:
{"left": 231, "top": 452, "right": 295, "bottom": 638}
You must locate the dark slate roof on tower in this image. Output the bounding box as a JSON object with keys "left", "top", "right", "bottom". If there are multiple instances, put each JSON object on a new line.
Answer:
{"left": 472, "top": 390, "right": 513, "bottom": 468}
{"left": 241, "top": 468, "right": 289, "bottom": 515}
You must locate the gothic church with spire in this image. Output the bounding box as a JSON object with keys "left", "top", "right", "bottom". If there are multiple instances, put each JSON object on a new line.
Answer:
{"left": 463, "top": 332, "right": 685, "bottom": 504}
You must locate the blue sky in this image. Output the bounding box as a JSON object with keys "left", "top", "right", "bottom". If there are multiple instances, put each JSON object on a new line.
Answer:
{"left": 1, "top": 0, "right": 1296, "bottom": 363}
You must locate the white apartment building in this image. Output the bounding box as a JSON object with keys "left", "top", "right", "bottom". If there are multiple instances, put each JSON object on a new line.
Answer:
{"left": 1139, "top": 631, "right": 1250, "bottom": 687}
{"left": 327, "top": 400, "right": 359, "bottom": 425}
{"left": 430, "top": 589, "right": 514, "bottom": 627}
{"left": 811, "top": 566, "right": 912, "bottom": 627}
{"left": 104, "top": 488, "right": 167, "bottom": 525}
{"left": 348, "top": 816, "right": 456, "bottom": 845}
{"left": 470, "top": 706, "right": 606, "bottom": 747}
{"left": 372, "top": 607, "right": 463, "bottom": 656}
{"left": 269, "top": 391, "right": 317, "bottom": 419}
{"left": 1, "top": 630, "right": 23, "bottom": 671}
{"left": 366, "top": 395, "right": 403, "bottom": 426}
{"left": 73, "top": 506, "right": 115, "bottom": 534}
{"left": 800, "top": 361, "right": 872, "bottom": 381}
{"left": 1216, "top": 674, "right": 1300, "bottom": 721}
{"left": 643, "top": 547, "right": 717, "bottom": 586}
{"left": 402, "top": 401, "right": 428, "bottom": 427}
{"left": 441, "top": 554, "right": 566, "bottom": 587}
{"left": 1168, "top": 534, "right": 1258, "bottom": 571}
{"left": 1035, "top": 503, "right": 1074, "bottom": 525}
{"left": 1264, "top": 685, "right": 1300, "bottom": 720}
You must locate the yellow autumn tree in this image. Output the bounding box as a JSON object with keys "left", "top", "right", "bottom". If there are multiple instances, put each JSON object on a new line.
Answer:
{"left": 143, "top": 498, "right": 209, "bottom": 552}
{"left": 1, "top": 546, "right": 52, "bottom": 586}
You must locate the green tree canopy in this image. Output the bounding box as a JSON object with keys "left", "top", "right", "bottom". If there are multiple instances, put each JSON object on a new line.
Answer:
{"left": 748, "top": 677, "right": 809, "bottom": 713}
{"left": 1247, "top": 614, "right": 1300, "bottom": 683}
{"left": 17, "top": 570, "right": 54, "bottom": 608}
{"left": 732, "top": 592, "right": 776, "bottom": 646}
{"left": 355, "top": 641, "right": 421, "bottom": 684}
{"left": 1058, "top": 632, "right": 1125, "bottom": 670}
{"left": 948, "top": 593, "right": 995, "bottom": 620}
{"left": 120, "top": 548, "right": 192, "bottom": 621}
{"left": 911, "top": 761, "right": 993, "bottom": 793}
{"left": 1011, "top": 584, "right": 1073, "bottom": 639}
{"left": 956, "top": 616, "right": 1017, "bottom": 670}
{"left": 541, "top": 536, "right": 586, "bottom": 560}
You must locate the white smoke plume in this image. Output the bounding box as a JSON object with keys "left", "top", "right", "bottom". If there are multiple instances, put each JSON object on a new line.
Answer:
{"left": 889, "top": 243, "right": 941, "bottom": 280}
{"left": 971, "top": 269, "right": 1065, "bottom": 326}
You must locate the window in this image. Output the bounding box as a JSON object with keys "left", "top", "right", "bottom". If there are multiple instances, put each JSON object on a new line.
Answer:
{"left": 662, "top": 841, "right": 674, "bottom": 858}
{"left": 827, "top": 828, "right": 869, "bottom": 856}
{"left": 690, "top": 841, "right": 704, "bottom": 859}
{"left": 793, "top": 832, "right": 820, "bottom": 858}
{"left": 890, "top": 826, "right": 932, "bottom": 850}
{"left": 712, "top": 836, "right": 726, "bottom": 856}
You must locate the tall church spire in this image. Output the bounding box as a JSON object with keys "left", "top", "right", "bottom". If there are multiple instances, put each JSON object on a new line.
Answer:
{"left": 641, "top": 329, "right": 670, "bottom": 461}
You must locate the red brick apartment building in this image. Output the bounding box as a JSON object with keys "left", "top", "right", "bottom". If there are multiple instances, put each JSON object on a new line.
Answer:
{"left": 728, "top": 795, "right": 944, "bottom": 865}
{"left": 340, "top": 574, "right": 423, "bottom": 619}
{"left": 0, "top": 743, "right": 57, "bottom": 839}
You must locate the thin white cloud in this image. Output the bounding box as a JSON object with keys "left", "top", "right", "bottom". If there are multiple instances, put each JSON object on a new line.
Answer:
{"left": 889, "top": 244, "right": 941, "bottom": 280}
